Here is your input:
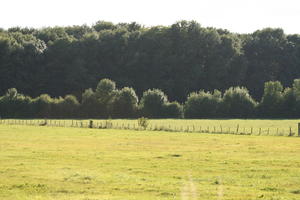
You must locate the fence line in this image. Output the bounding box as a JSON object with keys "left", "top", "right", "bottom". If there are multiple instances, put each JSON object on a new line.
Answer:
{"left": 0, "top": 119, "right": 299, "bottom": 137}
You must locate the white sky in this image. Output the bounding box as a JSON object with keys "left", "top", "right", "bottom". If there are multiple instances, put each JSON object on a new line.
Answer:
{"left": 1, "top": 0, "right": 300, "bottom": 34}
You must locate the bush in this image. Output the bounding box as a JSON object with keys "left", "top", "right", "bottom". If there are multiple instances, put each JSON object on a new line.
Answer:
{"left": 222, "top": 87, "right": 257, "bottom": 118}
{"left": 138, "top": 117, "right": 149, "bottom": 129}
{"left": 32, "top": 94, "right": 54, "bottom": 118}
{"left": 0, "top": 88, "right": 34, "bottom": 118}
{"left": 111, "top": 87, "right": 138, "bottom": 118}
{"left": 95, "top": 78, "right": 117, "bottom": 117}
{"left": 58, "top": 95, "right": 80, "bottom": 118}
{"left": 163, "top": 101, "right": 183, "bottom": 118}
{"left": 139, "top": 89, "right": 168, "bottom": 118}
{"left": 80, "top": 88, "right": 100, "bottom": 118}
{"left": 3, "top": 78, "right": 300, "bottom": 119}
{"left": 258, "top": 81, "right": 283, "bottom": 117}
{"left": 184, "top": 90, "right": 221, "bottom": 118}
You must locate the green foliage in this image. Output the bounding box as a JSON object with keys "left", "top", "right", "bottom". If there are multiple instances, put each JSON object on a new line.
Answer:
{"left": 2, "top": 78, "right": 300, "bottom": 119}
{"left": 93, "top": 21, "right": 116, "bottom": 32}
{"left": 6, "top": 88, "right": 18, "bottom": 99}
{"left": 292, "top": 79, "right": 300, "bottom": 116}
{"left": 259, "top": 81, "right": 284, "bottom": 117}
{"left": 80, "top": 88, "right": 99, "bottom": 118}
{"left": 163, "top": 101, "right": 183, "bottom": 118}
{"left": 243, "top": 28, "right": 291, "bottom": 99}
{"left": 184, "top": 90, "right": 222, "bottom": 118}
{"left": 95, "top": 79, "right": 117, "bottom": 117}
{"left": 111, "top": 87, "right": 138, "bottom": 118}
{"left": 281, "top": 87, "right": 296, "bottom": 117}
{"left": 58, "top": 95, "right": 80, "bottom": 118}
{"left": 96, "top": 79, "right": 116, "bottom": 99}
{"left": 139, "top": 89, "right": 168, "bottom": 118}
{"left": 32, "top": 94, "right": 57, "bottom": 118}
{"left": 137, "top": 117, "right": 149, "bottom": 129}
{"left": 0, "top": 88, "right": 34, "bottom": 118}
{"left": 1, "top": 21, "right": 300, "bottom": 103}
{"left": 222, "top": 87, "right": 257, "bottom": 118}
{"left": 0, "top": 18, "right": 300, "bottom": 120}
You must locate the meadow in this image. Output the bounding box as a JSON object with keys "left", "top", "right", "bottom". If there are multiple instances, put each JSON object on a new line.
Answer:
{"left": 1, "top": 119, "right": 300, "bottom": 136}
{"left": 0, "top": 123, "right": 300, "bottom": 200}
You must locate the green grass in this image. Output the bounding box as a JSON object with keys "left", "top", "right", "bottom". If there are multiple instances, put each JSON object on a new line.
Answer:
{"left": 2, "top": 119, "right": 300, "bottom": 136}
{"left": 0, "top": 124, "right": 300, "bottom": 199}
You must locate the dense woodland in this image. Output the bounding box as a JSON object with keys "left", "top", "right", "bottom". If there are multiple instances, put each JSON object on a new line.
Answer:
{"left": 1, "top": 21, "right": 300, "bottom": 118}
{"left": 1, "top": 20, "right": 300, "bottom": 103}
{"left": 1, "top": 78, "right": 300, "bottom": 119}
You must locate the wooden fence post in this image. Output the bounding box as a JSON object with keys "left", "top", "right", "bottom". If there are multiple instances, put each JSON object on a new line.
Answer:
{"left": 236, "top": 124, "right": 239, "bottom": 134}
{"left": 298, "top": 123, "right": 300, "bottom": 137}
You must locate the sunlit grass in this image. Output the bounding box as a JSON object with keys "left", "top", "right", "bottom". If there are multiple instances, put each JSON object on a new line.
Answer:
{"left": 2, "top": 119, "right": 300, "bottom": 136}
{"left": 0, "top": 124, "right": 300, "bottom": 199}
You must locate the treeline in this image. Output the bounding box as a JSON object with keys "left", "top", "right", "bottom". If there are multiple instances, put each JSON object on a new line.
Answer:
{"left": 1, "top": 21, "right": 300, "bottom": 102}
{"left": 1, "top": 78, "right": 300, "bottom": 119}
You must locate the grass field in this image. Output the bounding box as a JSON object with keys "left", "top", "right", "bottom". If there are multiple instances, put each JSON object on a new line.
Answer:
{"left": 2, "top": 119, "right": 300, "bottom": 136}
{"left": 0, "top": 124, "right": 300, "bottom": 200}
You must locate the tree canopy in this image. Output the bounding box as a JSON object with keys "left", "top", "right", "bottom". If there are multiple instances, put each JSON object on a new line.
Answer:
{"left": 1, "top": 21, "right": 300, "bottom": 103}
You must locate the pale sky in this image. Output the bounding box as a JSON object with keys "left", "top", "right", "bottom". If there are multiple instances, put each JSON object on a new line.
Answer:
{"left": 1, "top": 0, "right": 300, "bottom": 34}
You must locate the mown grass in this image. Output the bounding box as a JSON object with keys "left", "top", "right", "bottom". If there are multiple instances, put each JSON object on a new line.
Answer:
{"left": 0, "top": 124, "right": 300, "bottom": 200}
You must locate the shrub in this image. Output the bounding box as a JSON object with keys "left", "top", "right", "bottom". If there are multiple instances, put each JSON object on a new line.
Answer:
{"left": 95, "top": 78, "right": 118, "bottom": 117}
{"left": 58, "top": 95, "right": 80, "bottom": 118}
{"left": 80, "top": 88, "right": 100, "bottom": 118}
{"left": 111, "top": 87, "right": 138, "bottom": 118}
{"left": 163, "top": 101, "right": 183, "bottom": 118}
{"left": 139, "top": 89, "right": 168, "bottom": 118}
{"left": 184, "top": 90, "right": 222, "bottom": 118}
{"left": 222, "top": 87, "right": 257, "bottom": 118}
{"left": 138, "top": 117, "right": 149, "bottom": 130}
{"left": 0, "top": 88, "right": 34, "bottom": 118}
{"left": 32, "top": 94, "right": 54, "bottom": 118}
{"left": 258, "top": 81, "right": 283, "bottom": 117}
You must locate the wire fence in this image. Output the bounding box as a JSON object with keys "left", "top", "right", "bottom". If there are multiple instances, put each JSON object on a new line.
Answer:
{"left": 0, "top": 119, "right": 299, "bottom": 137}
